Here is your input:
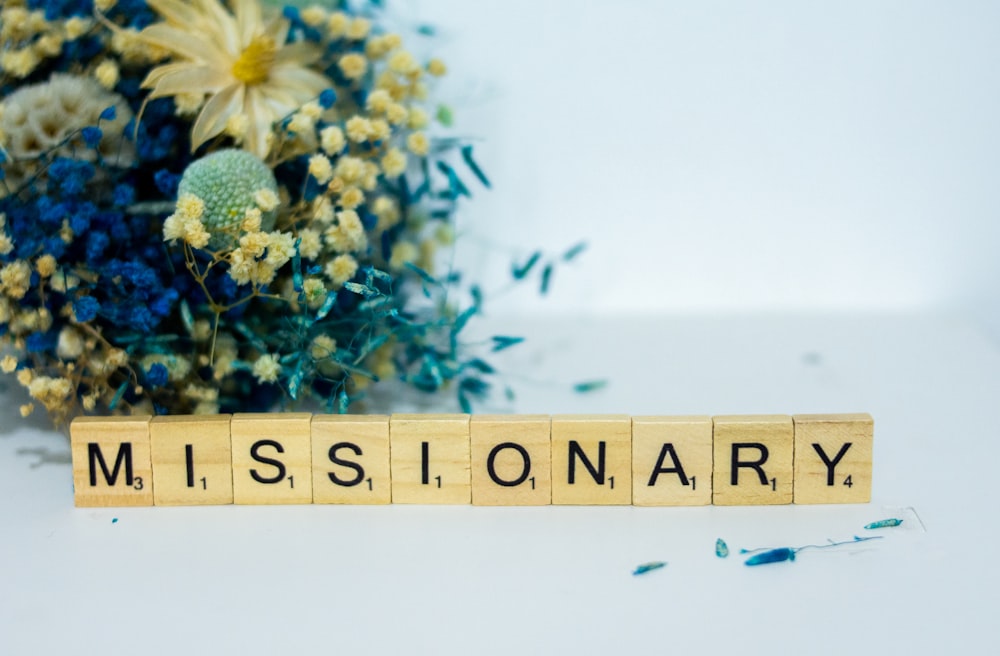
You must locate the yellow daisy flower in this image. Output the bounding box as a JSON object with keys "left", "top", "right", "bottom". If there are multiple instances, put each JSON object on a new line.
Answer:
{"left": 137, "top": 0, "right": 332, "bottom": 158}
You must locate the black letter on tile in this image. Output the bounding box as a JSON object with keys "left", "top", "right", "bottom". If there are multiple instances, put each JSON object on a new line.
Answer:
{"left": 328, "top": 442, "right": 365, "bottom": 487}
{"left": 421, "top": 441, "right": 430, "bottom": 485}
{"left": 568, "top": 440, "right": 605, "bottom": 485}
{"left": 731, "top": 443, "right": 769, "bottom": 486}
{"left": 812, "top": 442, "right": 852, "bottom": 486}
{"left": 250, "top": 439, "right": 286, "bottom": 484}
{"left": 88, "top": 442, "right": 134, "bottom": 487}
{"left": 487, "top": 442, "right": 531, "bottom": 487}
{"left": 647, "top": 443, "right": 690, "bottom": 487}
{"left": 185, "top": 444, "right": 195, "bottom": 488}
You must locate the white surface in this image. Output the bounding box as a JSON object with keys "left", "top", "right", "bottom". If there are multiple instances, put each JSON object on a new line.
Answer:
{"left": 2, "top": 314, "right": 998, "bottom": 654}
{"left": 414, "top": 0, "right": 1000, "bottom": 326}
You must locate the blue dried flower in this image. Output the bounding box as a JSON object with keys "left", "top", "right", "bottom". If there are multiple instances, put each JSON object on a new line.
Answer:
{"left": 145, "top": 363, "right": 169, "bottom": 388}
{"left": 319, "top": 89, "right": 337, "bottom": 108}
{"left": 82, "top": 127, "right": 103, "bottom": 148}
{"left": 73, "top": 297, "right": 101, "bottom": 323}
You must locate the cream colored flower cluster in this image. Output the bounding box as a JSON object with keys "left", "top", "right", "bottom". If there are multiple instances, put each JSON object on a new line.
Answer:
{"left": 0, "top": 4, "right": 98, "bottom": 80}
{"left": 0, "top": 75, "right": 135, "bottom": 194}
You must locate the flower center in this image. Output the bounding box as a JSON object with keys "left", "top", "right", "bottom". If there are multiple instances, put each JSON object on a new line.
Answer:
{"left": 232, "top": 35, "right": 276, "bottom": 85}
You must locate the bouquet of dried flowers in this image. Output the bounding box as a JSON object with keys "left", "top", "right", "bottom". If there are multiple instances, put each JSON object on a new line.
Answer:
{"left": 0, "top": 0, "right": 521, "bottom": 425}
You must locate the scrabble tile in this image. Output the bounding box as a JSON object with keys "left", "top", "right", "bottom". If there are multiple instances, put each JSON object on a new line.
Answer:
{"left": 71, "top": 416, "right": 153, "bottom": 507}
{"left": 793, "top": 413, "right": 873, "bottom": 504}
{"left": 149, "top": 415, "right": 233, "bottom": 506}
{"left": 231, "top": 413, "right": 313, "bottom": 504}
{"left": 390, "top": 414, "right": 470, "bottom": 504}
{"left": 712, "top": 415, "right": 793, "bottom": 505}
{"left": 471, "top": 415, "right": 551, "bottom": 506}
{"left": 551, "top": 415, "right": 631, "bottom": 505}
{"left": 632, "top": 416, "right": 713, "bottom": 506}
{"left": 312, "top": 415, "right": 391, "bottom": 504}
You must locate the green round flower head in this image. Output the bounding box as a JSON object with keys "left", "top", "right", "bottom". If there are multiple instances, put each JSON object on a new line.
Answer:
{"left": 177, "top": 149, "right": 278, "bottom": 249}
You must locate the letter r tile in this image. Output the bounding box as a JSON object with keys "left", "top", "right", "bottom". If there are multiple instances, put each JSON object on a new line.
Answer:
{"left": 712, "top": 415, "right": 793, "bottom": 506}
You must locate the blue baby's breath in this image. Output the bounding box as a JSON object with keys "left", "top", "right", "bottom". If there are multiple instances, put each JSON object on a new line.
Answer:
{"left": 81, "top": 127, "right": 103, "bottom": 148}
{"left": 0, "top": 0, "right": 581, "bottom": 425}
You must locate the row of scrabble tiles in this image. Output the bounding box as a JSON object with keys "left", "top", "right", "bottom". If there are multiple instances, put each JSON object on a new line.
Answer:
{"left": 69, "top": 413, "right": 873, "bottom": 507}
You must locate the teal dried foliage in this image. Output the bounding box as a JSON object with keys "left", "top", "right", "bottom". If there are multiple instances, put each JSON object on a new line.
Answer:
{"left": 864, "top": 518, "right": 903, "bottom": 530}
{"left": 632, "top": 561, "right": 667, "bottom": 576}
{"left": 741, "top": 536, "right": 883, "bottom": 567}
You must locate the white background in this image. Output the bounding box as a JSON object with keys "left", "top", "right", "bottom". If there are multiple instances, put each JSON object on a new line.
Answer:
{"left": 415, "top": 0, "right": 1000, "bottom": 331}
{"left": 3, "top": 315, "right": 999, "bottom": 654}
{"left": 3, "top": 3, "right": 1000, "bottom": 654}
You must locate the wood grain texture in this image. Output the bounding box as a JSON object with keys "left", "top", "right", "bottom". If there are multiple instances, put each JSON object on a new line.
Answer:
{"left": 632, "top": 416, "right": 713, "bottom": 506}
{"left": 390, "top": 414, "right": 470, "bottom": 504}
{"left": 793, "top": 413, "right": 873, "bottom": 504}
{"left": 71, "top": 416, "right": 153, "bottom": 507}
{"left": 150, "top": 415, "right": 233, "bottom": 506}
{"left": 471, "top": 415, "right": 551, "bottom": 506}
{"left": 712, "top": 415, "right": 793, "bottom": 506}
{"left": 231, "top": 413, "right": 313, "bottom": 505}
{"left": 551, "top": 415, "right": 632, "bottom": 505}
{"left": 312, "top": 415, "right": 391, "bottom": 504}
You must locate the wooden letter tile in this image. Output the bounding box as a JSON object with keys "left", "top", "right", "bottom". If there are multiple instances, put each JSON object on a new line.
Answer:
{"left": 149, "top": 415, "right": 233, "bottom": 506}
{"left": 231, "top": 413, "right": 313, "bottom": 504}
{"left": 793, "top": 413, "right": 873, "bottom": 504}
{"left": 471, "top": 415, "right": 551, "bottom": 506}
{"left": 632, "top": 416, "right": 712, "bottom": 506}
{"left": 71, "top": 416, "right": 153, "bottom": 507}
{"left": 312, "top": 415, "right": 391, "bottom": 504}
{"left": 551, "top": 415, "right": 631, "bottom": 505}
{"left": 713, "top": 415, "right": 793, "bottom": 505}
{"left": 390, "top": 414, "right": 470, "bottom": 504}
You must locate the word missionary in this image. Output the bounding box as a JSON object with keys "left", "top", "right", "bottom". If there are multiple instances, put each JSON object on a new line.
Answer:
{"left": 70, "top": 413, "right": 873, "bottom": 507}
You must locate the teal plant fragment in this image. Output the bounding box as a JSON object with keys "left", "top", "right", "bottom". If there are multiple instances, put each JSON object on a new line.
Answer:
{"left": 864, "top": 518, "right": 903, "bottom": 530}
{"left": 632, "top": 562, "right": 667, "bottom": 576}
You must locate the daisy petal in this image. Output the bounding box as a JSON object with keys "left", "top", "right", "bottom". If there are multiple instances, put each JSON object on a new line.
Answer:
{"left": 147, "top": 65, "right": 231, "bottom": 98}
{"left": 145, "top": 0, "right": 201, "bottom": 26}
{"left": 191, "top": 82, "right": 245, "bottom": 151}
{"left": 140, "top": 62, "right": 193, "bottom": 89}
{"left": 244, "top": 86, "right": 274, "bottom": 159}
{"left": 265, "top": 16, "right": 290, "bottom": 47}
{"left": 139, "top": 24, "right": 230, "bottom": 63}
{"left": 268, "top": 65, "right": 333, "bottom": 96}
{"left": 194, "top": 0, "right": 240, "bottom": 53}
{"left": 274, "top": 41, "right": 323, "bottom": 67}
{"left": 233, "top": 0, "right": 264, "bottom": 44}
{"left": 256, "top": 86, "right": 299, "bottom": 114}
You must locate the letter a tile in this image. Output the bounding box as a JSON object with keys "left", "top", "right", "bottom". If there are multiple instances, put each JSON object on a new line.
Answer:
{"left": 71, "top": 416, "right": 153, "bottom": 507}
{"left": 632, "top": 416, "right": 712, "bottom": 506}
